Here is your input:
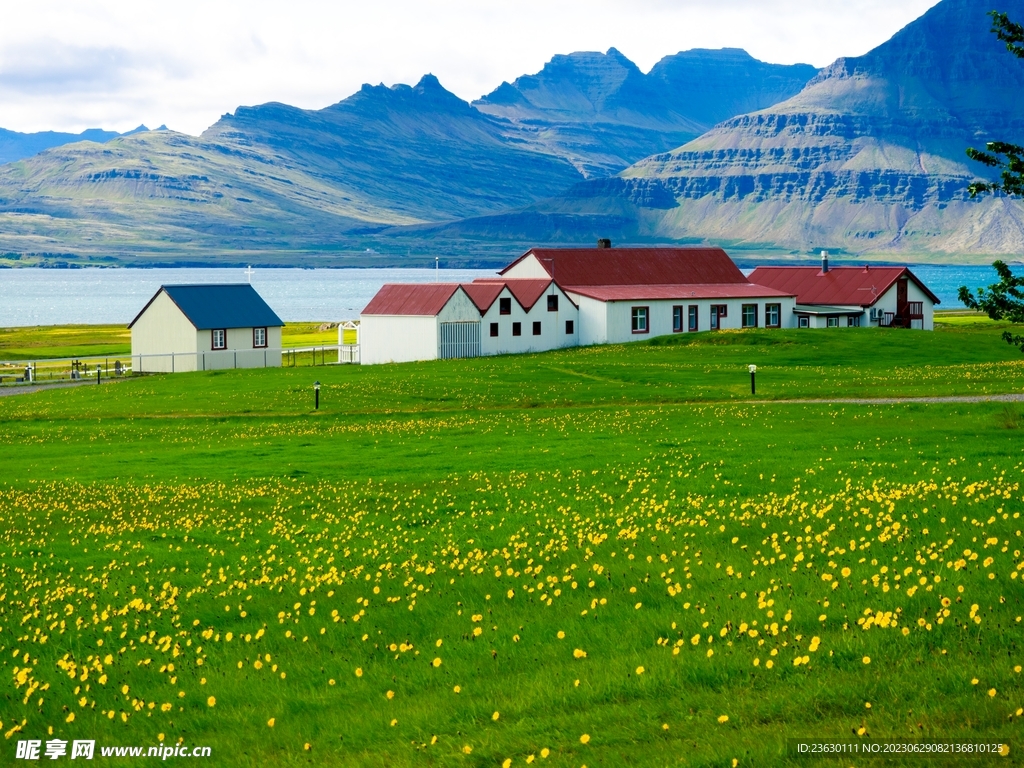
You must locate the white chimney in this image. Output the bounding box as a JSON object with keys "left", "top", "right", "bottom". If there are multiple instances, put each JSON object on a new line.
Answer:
{"left": 821, "top": 250, "right": 829, "bottom": 274}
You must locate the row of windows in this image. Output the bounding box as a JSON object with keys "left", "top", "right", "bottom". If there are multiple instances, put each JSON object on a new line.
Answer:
{"left": 211, "top": 327, "right": 268, "bottom": 350}
{"left": 499, "top": 295, "right": 560, "bottom": 315}
{"left": 797, "top": 315, "right": 861, "bottom": 328}
{"left": 489, "top": 320, "right": 574, "bottom": 337}
{"left": 631, "top": 304, "right": 783, "bottom": 334}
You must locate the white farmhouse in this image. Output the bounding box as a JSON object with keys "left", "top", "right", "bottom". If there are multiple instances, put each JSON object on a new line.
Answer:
{"left": 129, "top": 284, "right": 284, "bottom": 372}
{"left": 749, "top": 254, "right": 940, "bottom": 329}
{"left": 501, "top": 246, "right": 795, "bottom": 343}
{"left": 360, "top": 279, "right": 578, "bottom": 365}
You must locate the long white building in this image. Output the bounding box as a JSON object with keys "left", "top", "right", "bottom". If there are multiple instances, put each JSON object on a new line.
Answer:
{"left": 359, "top": 245, "right": 939, "bottom": 365}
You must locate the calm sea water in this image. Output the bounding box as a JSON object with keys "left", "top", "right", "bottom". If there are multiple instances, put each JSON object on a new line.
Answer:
{"left": 0, "top": 264, "right": 1016, "bottom": 327}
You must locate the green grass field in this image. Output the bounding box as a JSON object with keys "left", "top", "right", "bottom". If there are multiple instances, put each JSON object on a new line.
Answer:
{"left": 0, "top": 322, "right": 1022, "bottom": 766}
{"left": 0, "top": 323, "right": 340, "bottom": 362}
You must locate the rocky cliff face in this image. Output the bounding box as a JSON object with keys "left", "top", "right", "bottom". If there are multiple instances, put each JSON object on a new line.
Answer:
{"left": 548, "top": 0, "right": 1024, "bottom": 255}
{"left": 473, "top": 48, "right": 816, "bottom": 176}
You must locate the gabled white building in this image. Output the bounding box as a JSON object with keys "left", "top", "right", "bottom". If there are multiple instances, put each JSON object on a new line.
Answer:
{"left": 501, "top": 246, "right": 796, "bottom": 343}
{"left": 749, "top": 255, "right": 940, "bottom": 329}
{"left": 129, "top": 284, "right": 284, "bottom": 372}
{"left": 359, "top": 279, "right": 577, "bottom": 365}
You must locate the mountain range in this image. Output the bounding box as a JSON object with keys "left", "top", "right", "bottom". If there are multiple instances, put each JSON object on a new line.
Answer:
{"left": 0, "top": 124, "right": 157, "bottom": 166}
{"left": 0, "top": 0, "right": 1022, "bottom": 266}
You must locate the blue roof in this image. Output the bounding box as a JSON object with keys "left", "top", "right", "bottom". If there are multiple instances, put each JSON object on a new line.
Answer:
{"left": 129, "top": 284, "right": 284, "bottom": 330}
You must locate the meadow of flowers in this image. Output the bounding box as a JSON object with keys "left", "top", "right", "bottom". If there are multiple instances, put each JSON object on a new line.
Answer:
{"left": 0, "top": 325, "right": 1021, "bottom": 766}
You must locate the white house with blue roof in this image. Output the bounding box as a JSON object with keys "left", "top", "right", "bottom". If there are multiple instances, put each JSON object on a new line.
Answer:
{"left": 129, "top": 284, "right": 284, "bottom": 373}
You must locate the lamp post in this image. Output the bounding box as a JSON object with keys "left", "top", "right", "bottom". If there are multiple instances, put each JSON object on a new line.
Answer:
{"left": 314, "top": 380, "right": 321, "bottom": 410}
{"left": 748, "top": 364, "right": 757, "bottom": 395}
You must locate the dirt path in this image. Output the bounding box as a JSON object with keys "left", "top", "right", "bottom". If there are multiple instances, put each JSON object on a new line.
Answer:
{"left": 0, "top": 380, "right": 120, "bottom": 397}
{"left": 751, "top": 393, "right": 1024, "bottom": 405}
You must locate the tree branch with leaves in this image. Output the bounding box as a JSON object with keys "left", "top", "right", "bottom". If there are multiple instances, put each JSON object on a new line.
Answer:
{"left": 966, "top": 11, "right": 1024, "bottom": 197}
{"left": 958, "top": 261, "right": 1024, "bottom": 352}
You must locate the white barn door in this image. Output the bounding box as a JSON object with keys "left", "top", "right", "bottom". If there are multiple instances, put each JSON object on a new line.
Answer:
{"left": 439, "top": 321, "right": 481, "bottom": 359}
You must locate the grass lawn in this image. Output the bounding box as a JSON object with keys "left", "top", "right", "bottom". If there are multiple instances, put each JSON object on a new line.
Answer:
{"left": 0, "top": 323, "right": 1021, "bottom": 766}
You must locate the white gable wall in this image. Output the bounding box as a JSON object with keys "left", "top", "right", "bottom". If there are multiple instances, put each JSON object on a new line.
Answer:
{"left": 196, "top": 326, "right": 283, "bottom": 370}
{"left": 131, "top": 291, "right": 200, "bottom": 373}
{"left": 501, "top": 253, "right": 551, "bottom": 279}
{"left": 868, "top": 280, "right": 934, "bottom": 330}
{"left": 480, "top": 285, "right": 578, "bottom": 356}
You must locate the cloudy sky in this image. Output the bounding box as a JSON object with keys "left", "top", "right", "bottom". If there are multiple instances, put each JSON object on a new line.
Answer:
{"left": 0, "top": 0, "right": 941, "bottom": 136}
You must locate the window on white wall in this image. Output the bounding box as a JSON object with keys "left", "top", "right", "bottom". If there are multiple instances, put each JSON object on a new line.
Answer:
{"left": 212, "top": 329, "right": 226, "bottom": 350}
{"left": 631, "top": 307, "right": 649, "bottom": 334}
{"left": 765, "top": 304, "right": 781, "bottom": 328}
{"left": 688, "top": 305, "right": 698, "bottom": 332}
{"left": 672, "top": 305, "right": 683, "bottom": 332}
{"left": 253, "top": 327, "right": 267, "bottom": 348}
{"left": 741, "top": 304, "right": 757, "bottom": 328}
{"left": 798, "top": 317, "right": 809, "bottom": 329}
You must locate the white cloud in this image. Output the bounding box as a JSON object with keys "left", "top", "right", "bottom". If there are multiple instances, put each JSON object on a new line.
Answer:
{"left": 0, "top": 0, "right": 942, "bottom": 135}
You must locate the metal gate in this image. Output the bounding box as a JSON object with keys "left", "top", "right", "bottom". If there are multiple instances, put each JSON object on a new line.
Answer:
{"left": 439, "top": 322, "right": 481, "bottom": 359}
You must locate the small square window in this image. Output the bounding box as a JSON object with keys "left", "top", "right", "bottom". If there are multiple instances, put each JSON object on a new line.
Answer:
{"left": 499, "top": 297, "right": 512, "bottom": 315}
{"left": 489, "top": 322, "right": 498, "bottom": 337}
{"left": 565, "top": 320, "right": 574, "bottom": 334}
{"left": 827, "top": 316, "right": 839, "bottom": 328}
{"left": 547, "top": 294, "right": 558, "bottom": 312}
{"left": 672, "top": 305, "right": 683, "bottom": 333}
{"left": 212, "top": 329, "right": 226, "bottom": 350}
{"left": 512, "top": 322, "right": 521, "bottom": 336}
{"left": 631, "top": 306, "right": 649, "bottom": 334}
{"left": 847, "top": 315, "right": 861, "bottom": 327}
{"left": 532, "top": 321, "right": 541, "bottom": 335}
{"left": 799, "top": 316, "right": 809, "bottom": 328}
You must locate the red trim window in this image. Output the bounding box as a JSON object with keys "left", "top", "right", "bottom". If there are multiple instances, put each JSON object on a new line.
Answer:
{"left": 765, "top": 304, "right": 781, "bottom": 328}
{"left": 672, "top": 305, "right": 683, "bottom": 333}
{"left": 499, "top": 297, "right": 512, "bottom": 315}
{"left": 688, "top": 305, "right": 698, "bottom": 332}
{"left": 741, "top": 304, "right": 758, "bottom": 328}
{"left": 532, "top": 321, "right": 541, "bottom": 336}
{"left": 490, "top": 322, "right": 499, "bottom": 337}
{"left": 565, "top": 320, "right": 574, "bottom": 334}
{"left": 547, "top": 294, "right": 558, "bottom": 312}
{"left": 631, "top": 306, "right": 649, "bottom": 334}
{"left": 710, "top": 305, "right": 727, "bottom": 330}
{"left": 253, "top": 327, "right": 267, "bottom": 348}
{"left": 512, "top": 322, "right": 522, "bottom": 336}
{"left": 212, "top": 329, "right": 227, "bottom": 350}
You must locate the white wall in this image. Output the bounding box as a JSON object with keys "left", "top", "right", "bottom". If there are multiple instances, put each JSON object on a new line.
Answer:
{"left": 131, "top": 291, "right": 199, "bottom": 373}
{"left": 574, "top": 295, "right": 609, "bottom": 345}
{"left": 360, "top": 315, "right": 438, "bottom": 365}
{"left": 867, "top": 279, "right": 934, "bottom": 330}
{"left": 597, "top": 297, "right": 797, "bottom": 344}
{"left": 501, "top": 253, "right": 550, "bottom": 279}
{"left": 480, "top": 284, "right": 578, "bottom": 355}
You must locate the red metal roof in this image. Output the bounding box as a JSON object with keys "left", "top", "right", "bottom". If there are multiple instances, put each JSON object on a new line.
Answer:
{"left": 472, "top": 279, "right": 554, "bottom": 311}
{"left": 748, "top": 266, "right": 940, "bottom": 307}
{"left": 461, "top": 282, "right": 504, "bottom": 313}
{"left": 501, "top": 247, "right": 747, "bottom": 286}
{"left": 362, "top": 283, "right": 460, "bottom": 316}
{"left": 566, "top": 283, "right": 794, "bottom": 302}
